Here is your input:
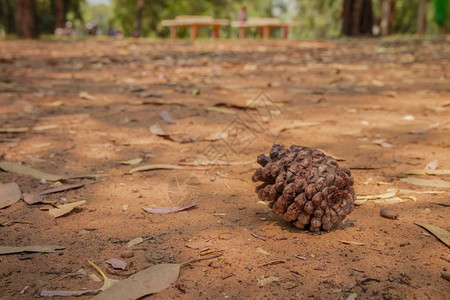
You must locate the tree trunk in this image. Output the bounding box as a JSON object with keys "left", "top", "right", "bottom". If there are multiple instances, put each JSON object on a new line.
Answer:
{"left": 342, "top": 0, "right": 373, "bottom": 36}
{"left": 55, "top": 0, "right": 69, "bottom": 30}
{"left": 380, "top": 0, "right": 396, "bottom": 35}
{"left": 14, "top": 0, "right": 38, "bottom": 38}
{"left": 135, "top": 0, "right": 144, "bottom": 37}
{"left": 417, "top": 0, "right": 427, "bottom": 34}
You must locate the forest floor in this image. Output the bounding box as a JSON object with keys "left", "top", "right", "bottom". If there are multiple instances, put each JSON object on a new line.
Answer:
{"left": 0, "top": 37, "right": 449, "bottom": 300}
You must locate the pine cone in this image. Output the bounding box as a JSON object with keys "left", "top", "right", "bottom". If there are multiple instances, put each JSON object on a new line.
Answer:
{"left": 252, "top": 144, "right": 355, "bottom": 232}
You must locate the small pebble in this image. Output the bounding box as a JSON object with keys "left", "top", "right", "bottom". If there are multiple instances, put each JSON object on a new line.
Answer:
{"left": 380, "top": 208, "right": 398, "bottom": 219}
{"left": 121, "top": 249, "right": 134, "bottom": 258}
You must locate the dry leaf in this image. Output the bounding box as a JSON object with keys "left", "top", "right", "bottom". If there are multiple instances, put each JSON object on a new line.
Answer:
{"left": 40, "top": 290, "right": 97, "bottom": 297}
{"left": 320, "top": 150, "right": 345, "bottom": 161}
{"left": 160, "top": 111, "right": 176, "bottom": 124}
{"left": 23, "top": 193, "right": 43, "bottom": 205}
{"left": 130, "top": 99, "right": 185, "bottom": 106}
{"left": 49, "top": 200, "right": 86, "bottom": 218}
{"left": 256, "top": 248, "right": 271, "bottom": 256}
{"left": 105, "top": 258, "right": 128, "bottom": 270}
{"left": 206, "top": 107, "right": 236, "bottom": 114}
{"left": 139, "top": 92, "right": 162, "bottom": 98}
{"left": 79, "top": 91, "right": 97, "bottom": 101}
{"left": 414, "top": 222, "right": 450, "bottom": 247}
{"left": 33, "top": 124, "right": 59, "bottom": 131}
{"left": 373, "top": 197, "right": 407, "bottom": 204}
{"left": 380, "top": 208, "right": 399, "bottom": 219}
{"left": 0, "top": 161, "right": 61, "bottom": 181}
{"left": 39, "top": 183, "right": 84, "bottom": 195}
{"left": 257, "top": 276, "right": 279, "bottom": 287}
{"left": 372, "top": 139, "right": 394, "bottom": 148}
{"left": 91, "top": 264, "right": 180, "bottom": 300}
{"left": 127, "top": 237, "right": 144, "bottom": 248}
{"left": 0, "top": 182, "right": 21, "bottom": 209}
{"left": 339, "top": 240, "right": 365, "bottom": 246}
{"left": 150, "top": 123, "right": 165, "bottom": 136}
{"left": 425, "top": 160, "right": 438, "bottom": 170}
{"left": 142, "top": 202, "right": 197, "bottom": 214}
{"left": 400, "top": 177, "right": 450, "bottom": 188}
{"left": 119, "top": 158, "right": 143, "bottom": 165}
{"left": 356, "top": 191, "right": 397, "bottom": 200}
{"left": 0, "top": 127, "right": 29, "bottom": 133}
{"left": 43, "top": 101, "right": 63, "bottom": 107}
{"left": 409, "top": 122, "right": 439, "bottom": 134}
{"left": 406, "top": 169, "right": 450, "bottom": 176}
{"left": 129, "top": 164, "right": 185, "bottom": 173}
{"left": 0, "top": 245, "right": 65, "bottom": 255}
{"left": 271, "top": 121, "right": 320, "bottom": 137}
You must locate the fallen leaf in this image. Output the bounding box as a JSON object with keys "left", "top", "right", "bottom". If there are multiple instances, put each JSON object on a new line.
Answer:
{"left": 414, "top": 222, "right": 450, "bottom": 247}
{"left": 160, "top": 111, "right": 176, "bottom": 124}
{"left": 150, "top": 123, "right": 166, "bottom": 136}
{"left": 49, "top": 200, "right": 86, "bottom": 218}
{"left": 39, "top": 183, "right": 85, "bottom": 195}
{"left": 356, "top": 191, "right": 397, "bottom": 200}
{"left": 0, "top": 127, "right": 29, "bottom": 133}
{"left": 105, "top": 258, "right": 128, "bottom": 270}
{"left": 43, "top": 101, "right": 63, "bottom": 107}
{"left": 127, "top": 237, "right": 144, "bottom": 248}
{"left": 91, "top": 264, "right": 180, "bottom": 300}
{"left": 405, "top": 169, "right": 450, "bottom": 176}
{"left": 79, "top": 91, "right": 97, "bottom": 101}
{"left": 0, "top": 245, "right": 65, "bottom": 255}
{"left": 142, "top": 202, "right": 197, "bottom": 214}
{"left": 339, "top": 240, "right": 365, "bottom": 246}
{"left": 425, "top": 160, "right": 438, "bottom": 170}
{"left": 320, "top": 150, "right": 345, "bottom": 161}
{"left": 206, "top": 107, "right": 236, "bottom": 114}
{"left": 374, "top": 197, "right": 407, "bottom": 204}
{"left": 40, "top": 290, "right": 97, "bottom": 297}
{"left": 130, "top": 99, "right": 185, "bottom": 106}
{"left": 22, "top": 193, "right": 43, "bottom": 205}
{"left": 130, "top": 164, "right": 185, "bottom": 173}
{"left": 271, "top": 121, "right": 320, "bottom": 137}
{"left": 256, "top": 247, "right": 271, "bottom": 256}
{"left": 400, "top": 177, "right": 450, "bottom": 188}
{"left": 409, "top": 122, "right": 439, "bottom": 134}
{"left": 0, "top": 182, "right": 21, "bottom": 209}
{"left": 0, "top": 161, "right": 61, "bottom": 181}
{"left": 372, "top": 139, "right": 394, "bottom": 148}
{"left": 119, "top": 158, "right": 143, "bottom": 165}
{"left": 139, "top": 92, "right": 162, "bottom": 98}
{"left": 257, "top": 276, "right": 279, "bottom": 287}
{"left": 32, "top": 124, "right": 60, "bottom": 131}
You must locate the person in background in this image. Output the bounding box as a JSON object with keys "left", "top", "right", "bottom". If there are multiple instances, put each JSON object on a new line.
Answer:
{"left": 238, "top": 6, "right": 248, "bottom": 24}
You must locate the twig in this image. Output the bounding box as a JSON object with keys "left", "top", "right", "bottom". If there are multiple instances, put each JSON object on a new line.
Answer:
{"left": 180, "top": 253, "right": 223, "bottom": 268}
{"left": 251, "top": 232, "right": 267, "bottom": 241}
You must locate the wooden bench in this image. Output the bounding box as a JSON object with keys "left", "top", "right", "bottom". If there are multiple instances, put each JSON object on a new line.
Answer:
{"left": 231, "top": 18, "right": 298, "bottom": 39}
{"left": 161, "top": 15, "right": 230, "bottom": 39}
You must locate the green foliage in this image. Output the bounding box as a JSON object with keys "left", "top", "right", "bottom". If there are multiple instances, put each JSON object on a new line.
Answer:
{"left": 111, "top": 0, "right": 273, "bottom": 38}
{"left": 0, "top": 0, "right": 16, "bottom": 33}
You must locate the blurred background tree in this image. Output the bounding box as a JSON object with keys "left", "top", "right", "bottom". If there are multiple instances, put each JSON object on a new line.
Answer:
{"left": 1, "top": 0, "right": 449, "bottom": 38}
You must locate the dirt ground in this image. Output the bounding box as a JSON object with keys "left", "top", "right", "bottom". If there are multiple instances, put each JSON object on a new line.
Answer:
{"left": 0, "top": 37, "right": 449, "bottom": 299}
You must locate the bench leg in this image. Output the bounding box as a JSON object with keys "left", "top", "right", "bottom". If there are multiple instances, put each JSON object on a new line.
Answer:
{"left": 283, "top": 26, "right": 289, "bottom": 39}
{"left": 258, "top": 27, "right": 263, "bottom": 38}
{"left": 239, "top": 27, "right": 245, "bottom": 39}
{"left": 213, "top": 25, "right": 220, "bottom": 38}
{"left": 263, "top": 26, "right": 270, "bottom": 39}
{"left": 191, "top": 25, "right": 198, "bottom": 39}
{"left": 170, "top": 26, "right": 177, "bottom": 39}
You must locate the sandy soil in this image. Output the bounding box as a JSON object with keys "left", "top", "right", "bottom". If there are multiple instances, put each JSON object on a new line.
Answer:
{"left": 0, "top": 37, "right": 449, "bottom": 299}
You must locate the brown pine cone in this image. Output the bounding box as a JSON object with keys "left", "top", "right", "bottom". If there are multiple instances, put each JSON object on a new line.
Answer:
{"left": 252, "top": 144, "right": 355, "bottom": 232}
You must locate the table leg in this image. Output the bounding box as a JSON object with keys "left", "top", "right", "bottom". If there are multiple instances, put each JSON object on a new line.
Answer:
{"left": 213, "top": 25, "right": 220, "bottom": 38}
{"left": 239, "top": 27, "right": 245, "bottom": 39}
{"left": 191, "top": 25, "right": 198, "bottom": 39}
{"left": 258, "top": 27, "right": 263, "bottom": 38}
{"left": 263, "top": 26, "right": 270, "bottom": 39}
{"left": 170, "top": 26, "right": 177, "bottom": 39}
{"left": 283, "top": 26, "right": 289, "bottom": 39}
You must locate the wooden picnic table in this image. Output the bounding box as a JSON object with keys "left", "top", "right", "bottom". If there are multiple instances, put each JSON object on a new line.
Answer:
{"left": 161, "top": 15, "right": 230, "bottom": 39}
{"left": 231, "top": 18, "right": 298, "bottom": 39}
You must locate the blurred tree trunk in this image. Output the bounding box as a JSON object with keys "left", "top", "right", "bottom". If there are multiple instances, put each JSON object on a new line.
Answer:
{"left": 380, "top": 0, "right": 396, "bottom": 35}
{"left": 342, "top": 0, "right": 373, "bottom": 36}
{"left": 14, "top": 0, "right": 37, "bottom": 38}
{"left": 417, "top": 0, "right": 427, "bottom": 34}
{"left": 135, "top": 0, "right": 144, "bottom": 37}
{"left": 55, "top": 0, "right": 69, "bottom": 30}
